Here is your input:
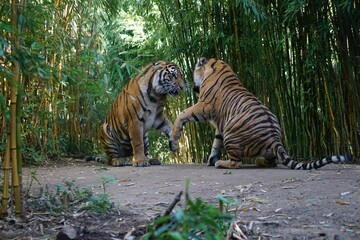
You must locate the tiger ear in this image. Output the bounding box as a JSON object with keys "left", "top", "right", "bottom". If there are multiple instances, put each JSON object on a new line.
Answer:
{"left": 153, "top": 61, "right": 165, "bottom": 69}
{"left": 198, "top": 57, "right": 208, "bottom": 67}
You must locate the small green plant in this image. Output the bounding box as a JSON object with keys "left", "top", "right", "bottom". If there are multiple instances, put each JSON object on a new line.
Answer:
{"left": 79, "top": 193, "right": 112, "bottom": 213}
{"left": 29, "top": 180, "right": 91, "bottom": 214}
{"left": 27, "top": 179, "right": 113, "bottom": 214}
{"left": 101, "top": 175, "right": 117, "bottom": 194}
{"left": 143, "top": 181, "right": 234, "bottom": 240}
{"left": 216, "top": 194, "right": 238, "bottom": 213}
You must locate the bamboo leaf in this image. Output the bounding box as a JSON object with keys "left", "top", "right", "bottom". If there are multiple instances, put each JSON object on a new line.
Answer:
{"left": 31, "top": 42, "right": 43, "bottom": 51}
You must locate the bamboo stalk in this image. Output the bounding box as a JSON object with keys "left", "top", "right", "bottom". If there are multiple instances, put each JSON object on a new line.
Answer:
{"left": 10, "top": 59, "right": 21, "bottom": 217}
{"left": 10, "top": 0, "right": 21, "bottom": 217}
{"left": 207, "top": 0, "right": 219, "bottom": 58}
{"left": 1, "top": 77, "right": 7, "bottom": 143}
{"left": 1, "top": 141, "right": 11, "bottom": 217}
{"left": 231, "top": 0, "right": 241, "bottom": 65}
{"left": 16, "top": 84, "right": 23, "bottom": 191}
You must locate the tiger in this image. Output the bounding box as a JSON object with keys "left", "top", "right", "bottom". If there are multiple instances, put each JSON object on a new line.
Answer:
{"left": 87, "top": 61, "right": 184, "bottom": 167}
{"left": 170, "top": 57, "right": 350, "bottom": 169}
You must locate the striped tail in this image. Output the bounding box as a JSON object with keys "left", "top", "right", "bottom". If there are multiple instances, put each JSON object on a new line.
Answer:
{"left": 276, "top": 145, "right": 350, "bottom": 170}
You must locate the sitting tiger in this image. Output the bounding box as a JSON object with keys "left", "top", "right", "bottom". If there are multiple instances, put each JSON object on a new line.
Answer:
{"left": 170, "top": 57, "right": 350, "bottom": 169}
{"left": 88, "top": 61, "right": 184, "bottom": 167}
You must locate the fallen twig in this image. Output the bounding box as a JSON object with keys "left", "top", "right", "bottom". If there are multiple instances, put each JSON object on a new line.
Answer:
{"left": 226, "top": 221, "right": 247, "bottom": 240}
{"left": 162, "top": 191, "right": 183, "bottom": 217}
{"left": 146, "top": 191, "right": 183, "bottom": 240}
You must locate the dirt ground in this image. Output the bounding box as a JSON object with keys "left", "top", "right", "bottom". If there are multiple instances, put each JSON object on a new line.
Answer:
{"left": 2, "top": 159, "right": 360, "bottom": 239}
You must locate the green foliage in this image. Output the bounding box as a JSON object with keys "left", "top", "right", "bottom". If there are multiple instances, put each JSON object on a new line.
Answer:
{"left": 28, "top": 179, "right": 112, "bottom": 214}
{"left": 237, "top": 0, "right": 266, "bottom": 21}
{"left": 1, "top": 0, "right": 358, "bottom": 165}
{"left": 148, "top": 129, "right": 173, "bottom": 163}
{"left": 143, "top": 194, "right": 234, "bottom": 239}
{"left": 0, "top": 93, "right": 8, "bottom": 122}
{"left": 29, "top": 180, "right": 91, "bottom": 214}
{"left": 79, "top": 193, "right": 112, "bottom": 214}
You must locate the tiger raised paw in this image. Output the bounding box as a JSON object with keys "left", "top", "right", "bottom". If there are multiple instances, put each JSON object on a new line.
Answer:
{"left": 171, "top": 57, "right": 350, "bottom": 170}
{"left": 88, "top": 61, "right": 184, "bottom": 167}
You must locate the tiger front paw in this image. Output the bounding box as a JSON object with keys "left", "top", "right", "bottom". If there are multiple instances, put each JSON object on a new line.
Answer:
{"left": 133, "top": 159, "right": 151, "bottom": 167}
{"left": 149, "top": 158, "right": 161, "bottom": 165}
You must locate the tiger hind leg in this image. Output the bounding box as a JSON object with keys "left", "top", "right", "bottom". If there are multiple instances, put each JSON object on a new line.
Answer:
{"left": 101, "top": 123, "right": 134, "bottom": 167}
{"left": 207, "top": 125, "right": 223, "bottom": 166}
{"left": 254, "top": 157, "right": 277, "bottom": 168}
{"left": 215, "top": 160, "right": 242, "bottom": 169}
{"left": 255, "top": 149, "right": 277, "bottom": 168}
{"left": 207, "top": 136, "right": 223, "bottom": 166}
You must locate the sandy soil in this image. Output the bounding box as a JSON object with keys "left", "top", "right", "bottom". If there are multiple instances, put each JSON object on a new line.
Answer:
{"left": 3, "top": 160, "right": 360, "bottom": 239}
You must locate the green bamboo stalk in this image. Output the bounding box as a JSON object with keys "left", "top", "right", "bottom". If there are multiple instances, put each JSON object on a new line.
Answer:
{"left": 10, "top": 0, "right": 21, "bottom": 218}
{"left": 16, "top": 84, "right": 23, "bottom": 191}
{"left": 207, "top": 0, "right": 219, "bottom": 58}
{"left": 1, "top": 141, "right": 11, "bottom": 217}
{"left": 10, "top": 58, "right": 21, "bottom": 218}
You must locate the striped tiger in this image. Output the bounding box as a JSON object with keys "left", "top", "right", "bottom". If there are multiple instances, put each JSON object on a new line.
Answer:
{"left": 88, "top": 61, "right": 184, "bottom": 167}
{"left": 170, "top": 57, "right": 350, "bottom": 169}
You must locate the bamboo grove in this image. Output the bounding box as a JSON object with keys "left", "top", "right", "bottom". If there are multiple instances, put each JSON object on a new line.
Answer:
{"left": 153, "top": 0, "right": 360, "bottom": 161}
{"left": 0, "top": 0, "right": 359, "bottom": 216}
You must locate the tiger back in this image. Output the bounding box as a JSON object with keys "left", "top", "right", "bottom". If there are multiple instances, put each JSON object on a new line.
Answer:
{"left": 170, "top": 57, "right": 350, "bottom": 170}
{"left": 89, "top": 61, "right": 184, "bottom": 167}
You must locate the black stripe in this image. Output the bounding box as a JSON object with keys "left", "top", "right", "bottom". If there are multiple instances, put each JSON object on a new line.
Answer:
{"left": 137, "top": 84, "right": 148, "bottom": 106}
{"left": 147, "top": 68, "right": 158, "bottom": 103}
{"left": 215, "top": 134, "right": 223, "bottom": 140}
{"left": 156, "top": 119, "right": 167, "bottom": 130}
{"left": 191, "top": 113, "right": 200, "bottom": 121}
{"left": 142, "top": 64, "right": 153, "bottom": 76}
{"left": 210, "top": 60, "right": 217, "bottom": 69}
{"left": 132, "top": 104, "right": 144, "bottom": 122}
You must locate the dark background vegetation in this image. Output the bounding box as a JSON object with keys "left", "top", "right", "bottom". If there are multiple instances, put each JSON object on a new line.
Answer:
{"left": 1, "top": 0, "right": 359, "bottom": 165}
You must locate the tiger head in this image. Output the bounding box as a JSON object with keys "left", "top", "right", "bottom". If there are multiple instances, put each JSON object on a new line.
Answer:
{"left": 193, "top": 57, "right": 212, "bottom": 93}
{"left": 152, "top": 61, "right": 184, "bottom": 97}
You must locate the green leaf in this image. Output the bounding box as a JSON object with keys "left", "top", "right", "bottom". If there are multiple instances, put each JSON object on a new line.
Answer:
{"left": 37, "top": 67, "right": 46, "bottom": 78}
{"left": 174, "top": 208, "right": 184, "bottom": 221}
{"left": 216, "top": 194, "right": 230, "bottom": 204}
{"left": 154, "top": 222, "right": 172, "bottom": 237}
{"left": 0, "top": 46, "right": 4, "bottom": 58}
{"left": 31, "top": 42, "right": 43, "bottom": 51}
{"left": 153, "top": 214, "right": 171, "bottom": 226}
{"left": 167, "top": 232, "right": 185, "bottom": 240}
{"left": 0, "top": 22, "right": 13, "bottom": 32}
{"left": 0, "top": 93, "right": 5, "bottom": 114}
{"left": 101, "top": 175, "right": 116, "bottom": 184}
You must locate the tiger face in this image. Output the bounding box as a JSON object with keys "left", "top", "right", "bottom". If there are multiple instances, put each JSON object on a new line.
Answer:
{"left": 152, "top": 61, "right": 184, "bottom": 97}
